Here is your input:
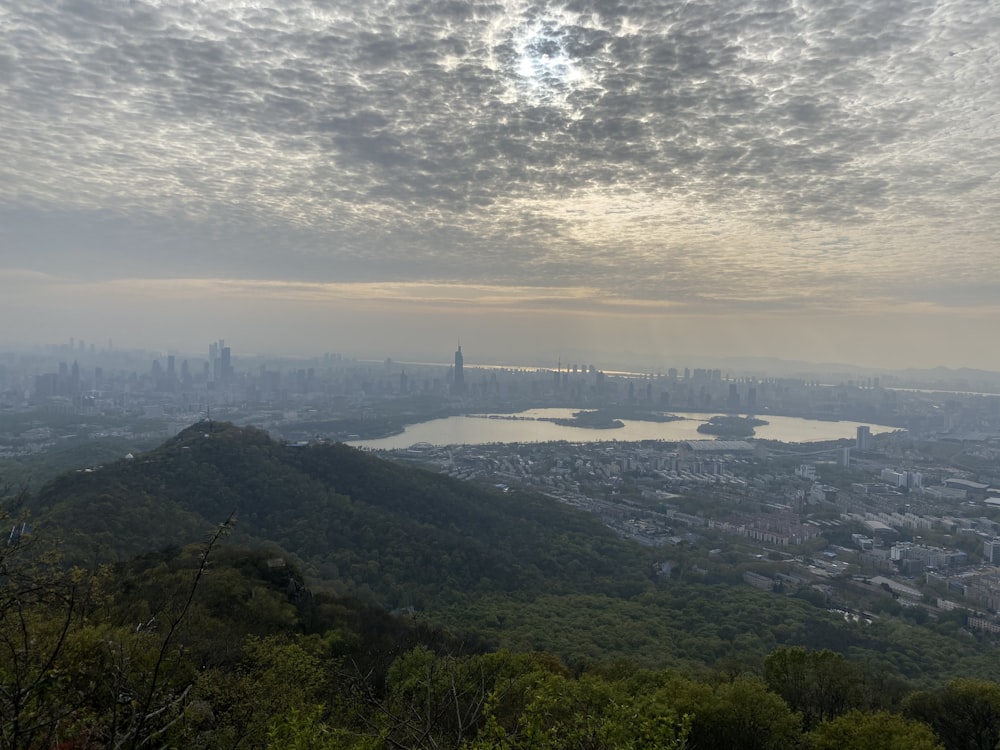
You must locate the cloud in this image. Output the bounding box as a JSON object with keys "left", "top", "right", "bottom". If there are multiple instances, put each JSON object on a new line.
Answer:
{"left": 0, "top": 0, "right": 997, "bottom": 327}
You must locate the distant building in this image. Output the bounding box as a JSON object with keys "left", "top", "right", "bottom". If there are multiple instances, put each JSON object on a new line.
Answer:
{"left": 967, "top": 617, "right": 1000, "bottom": 635}
{"left": 891, "top": 542, "right": 967, "bottom": 572}
{"left": 881, "top": 468, "right": 907, "bottom": 487}
{"left": 852, "top": 534, "right": 875, "bottom": 551}
{"left": 809, "top": 484, "right": 839, "bottom": 503}
{"left": 453, "top": 345, "right": 465, "bottom": 395}
{"left": 208, "top": 339, "right": 232, "bottom": 382}
{"left": 944, "top": 478, "right": 989, "bottom": 499}
{"left": 985, "top": 538, "right": 1000, "bottom": 565}
{"left": 856, "top": 425, "right": 872, "bottom": 451}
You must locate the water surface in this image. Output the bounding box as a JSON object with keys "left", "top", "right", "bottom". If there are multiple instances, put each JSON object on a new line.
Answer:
{"left": 350, "top": 409, "right": 896, "bottom": 449}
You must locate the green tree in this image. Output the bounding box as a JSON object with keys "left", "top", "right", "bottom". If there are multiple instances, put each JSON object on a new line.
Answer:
{"left": 695, "top": 676, "right": 801, "bottom": 750}
{"left": 266, "top": 704, "right": 376, "bottom": 750}
{"left": 0, "top": 513, "right": 234, "bottom": 749}
{"left": 472, "top": 669, "right": 690, "bottom": 750}
{"left": 807, "top": 710, "right": 942, "bottom": 750}
{"left": 903, "top": 679, "right": 1000, "bottom": 750}
{"left": 763, "top": 647, "right": 873, "bottom": 729}
{"left": 0, "top": 517, "right": 89, "bottom": 749}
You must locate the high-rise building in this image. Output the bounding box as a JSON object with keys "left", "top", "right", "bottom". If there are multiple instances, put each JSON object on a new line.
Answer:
{"left": 856, "top": 425, "right": 872, "bottom": 451}
{"left": 209, "top": 339, "right": 233, "bottom": 382}
{"left": 209, "top": 341, "right": 219, "bottom": 381}
{"left": 984, "top": 538, "right": 1000, "bottom": 565}
{"left": 453, "top": 345, "right": 465, "bottom": 395}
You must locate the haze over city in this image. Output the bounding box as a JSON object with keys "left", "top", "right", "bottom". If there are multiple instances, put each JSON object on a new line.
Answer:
{"left": 1, "top": 0, "right": 998, "bottom": 370}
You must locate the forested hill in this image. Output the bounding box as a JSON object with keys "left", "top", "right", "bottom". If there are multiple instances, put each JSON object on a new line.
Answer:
{"left": 11, "top": 422, "right": 1000, "bottom": 747}
{"left": 18, "top": 421, "right": 1000, "bottom": 687}
{"left": 27, "top": 421, "right": 653, "bottom": 606}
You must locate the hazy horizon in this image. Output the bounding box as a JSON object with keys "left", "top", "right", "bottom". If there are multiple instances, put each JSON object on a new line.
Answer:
{"left": 2, "top": 1, "right": 997, "bottom": 371}
{"left": 7, "top": 336, "right": 1000, "bottom": 384}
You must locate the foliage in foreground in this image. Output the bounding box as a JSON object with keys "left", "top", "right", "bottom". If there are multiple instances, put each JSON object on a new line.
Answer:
{"left": 20, "top": 422, "right": 1000, "bottom": 689}
{"left": 4, "top": 525, "right": 1000, "bottom": 750}
{"left": 4, "top": 423, "right": 1000, "bottom": 748}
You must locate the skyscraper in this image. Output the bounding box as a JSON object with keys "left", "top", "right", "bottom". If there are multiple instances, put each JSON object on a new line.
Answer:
{"left": 220, "top": 346, "right": 232, "bottom": 380}
{"left": 856, "top": 425, "right": 871, "bottom": 451}
{"left": 453, "top": 345, "right": 465, "bottom": 395}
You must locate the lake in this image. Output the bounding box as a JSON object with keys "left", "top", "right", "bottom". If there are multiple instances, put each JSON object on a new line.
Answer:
{"left": 349, "top": 408, "right": 898, "bottom": 449}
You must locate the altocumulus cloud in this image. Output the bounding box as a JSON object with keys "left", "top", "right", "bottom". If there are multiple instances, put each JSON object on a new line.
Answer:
{"left": 0, "top": 0, "right": 997, "bottom": 312}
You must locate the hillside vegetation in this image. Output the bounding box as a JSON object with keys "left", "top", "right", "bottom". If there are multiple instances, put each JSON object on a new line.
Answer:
{"left": 4, "top": 422, "right": 1000, "bottom": 748}
{"left": 29, "top": 422, "right": 652, "bottom": 605}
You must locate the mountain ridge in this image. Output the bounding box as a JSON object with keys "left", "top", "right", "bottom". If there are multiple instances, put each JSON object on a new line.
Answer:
{"left": 27, "top": 421, "right": 653, "bottom": 606}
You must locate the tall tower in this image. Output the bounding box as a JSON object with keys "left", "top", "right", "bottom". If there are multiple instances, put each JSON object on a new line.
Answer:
{"left": 453, "top": 344, "right": 465, "bottom": 395}
{"left": 220, "top": 346, "right": 232, "bottom": 381}
{"left": 856, "top": 425, "right": 871, "bottom": 451}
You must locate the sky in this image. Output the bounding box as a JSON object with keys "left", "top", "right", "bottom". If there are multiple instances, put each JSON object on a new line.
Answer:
{"left": 1, "top": 0, "right": 998, "bottom": 371}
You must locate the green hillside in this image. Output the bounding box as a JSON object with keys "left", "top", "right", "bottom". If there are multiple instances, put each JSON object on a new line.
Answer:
{"left": 14, "top": 422, "right": 1000, "bottom": 683}
{"left": 28, "top": 422, "right": 653, "bottom": 607}
{"left": 7, "top": 422, "right": 1000, "bottom": 748}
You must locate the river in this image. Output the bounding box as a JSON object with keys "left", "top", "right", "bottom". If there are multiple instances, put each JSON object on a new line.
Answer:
{"left": 349, "top": 408, "right": 898, "bottom": 449}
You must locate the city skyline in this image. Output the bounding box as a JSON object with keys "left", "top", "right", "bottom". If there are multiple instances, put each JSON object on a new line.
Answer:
{"left": 12, "top": 335, "right": 1000, "bottom": 390}
{"left": 1, "top": 1, "right": 998, "bottom": 370}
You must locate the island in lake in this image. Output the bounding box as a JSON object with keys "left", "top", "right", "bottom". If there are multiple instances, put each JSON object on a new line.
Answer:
{"left": 605, "top": 408, "right": 686, "bottom": 423}
{"left": 540, "top": 410, "right": 625, "bottom": 430}
{"left": 697, "top": 415, "right": 769, "bottom": 437}
{"left": 476, "top": 408, "right": 687, "bottom": 431}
